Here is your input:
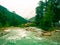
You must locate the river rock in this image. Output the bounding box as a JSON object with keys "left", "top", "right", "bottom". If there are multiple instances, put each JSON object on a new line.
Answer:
{"left": 42, "top": 32, "right": 51, "bottom": 36}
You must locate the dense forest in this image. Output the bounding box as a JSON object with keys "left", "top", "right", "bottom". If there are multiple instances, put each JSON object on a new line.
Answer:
{"left": 0, "top": 5, "right": 28, "bottom": 27}
{"left": 35, "top": 0, "right": 60, "bottom": 31}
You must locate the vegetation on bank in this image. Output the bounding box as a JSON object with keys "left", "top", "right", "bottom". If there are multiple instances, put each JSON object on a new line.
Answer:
{"left": 35, "top": 0, "right": 60, "bottom": 31}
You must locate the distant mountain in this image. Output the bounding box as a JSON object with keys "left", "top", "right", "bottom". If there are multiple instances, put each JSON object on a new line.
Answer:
{"left": 0, "top": 5, "right": 28, "bottom": 27}
{"left": 29, "top": 17, "right": 35, "bottom": 22}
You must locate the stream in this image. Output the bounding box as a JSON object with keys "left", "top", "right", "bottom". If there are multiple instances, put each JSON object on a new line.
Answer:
{"left": 0, "top": 27, "right": 60, "bottom": 45}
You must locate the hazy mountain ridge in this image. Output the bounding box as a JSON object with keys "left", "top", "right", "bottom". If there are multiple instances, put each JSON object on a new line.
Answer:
{"left": 29, "top": 17, "right": 35, "bottom": 22}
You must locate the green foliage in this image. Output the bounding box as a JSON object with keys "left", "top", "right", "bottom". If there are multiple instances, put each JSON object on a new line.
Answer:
{"left": 35, "top": 0, "right": 60, "bottom": 31}
{"left": 4, "top": 22, "right": 10, "bottom": 27}
{"left": 0, "top": 5, "right": 28, "bottom": 27}
{"left": 35, "top": 1, "right": 45, "bottom": 26}
{"left": 53, "top": 0, "right": 60, "bottom": 23}
{"left": 40, "top": 0, "right": 54, "bottom": 31}
{"left": 28, "top": 23, "right": 36, "bottom": 27}
{"left": 0, "top": 23, "right": 2, "bottom": 28}
{"left": 35, "top": 0, "right": 56, "bottom": 31}
{"left": 40, "top": 18, "right": 54, "bottom": 31}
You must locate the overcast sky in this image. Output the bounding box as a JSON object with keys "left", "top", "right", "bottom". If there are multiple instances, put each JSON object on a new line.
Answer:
{"left": 0, "top": 0, "right": 43, "bottom": 19}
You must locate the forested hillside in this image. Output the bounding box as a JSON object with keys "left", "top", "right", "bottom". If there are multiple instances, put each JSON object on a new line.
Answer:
{"left": 0, "top": 5, "right": 28, "bottom": 27}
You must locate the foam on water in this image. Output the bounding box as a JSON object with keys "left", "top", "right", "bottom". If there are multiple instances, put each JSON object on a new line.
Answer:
{"left": 6, "top": 30, "right": 28, "bottom": 40}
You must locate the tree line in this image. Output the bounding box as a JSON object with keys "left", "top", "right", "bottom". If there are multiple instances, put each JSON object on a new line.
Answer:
{"left": 35, "top": 0, "right": 60, "bottom": 31}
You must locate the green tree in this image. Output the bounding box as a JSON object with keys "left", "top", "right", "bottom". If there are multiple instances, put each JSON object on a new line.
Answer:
{"left": 53, "top": 0, "right": 60, "bottom": 23}
{"left": 0, "top": 10, "right": 7, "bottom": 27}
{"left": 39, "top": 0, "right": 54, "bottom": 31}
{"left": 35, "top": 1, "right": 44, "bottom": 26}
{"left": 0, "top": 23, "right": 2, "bottom": 28}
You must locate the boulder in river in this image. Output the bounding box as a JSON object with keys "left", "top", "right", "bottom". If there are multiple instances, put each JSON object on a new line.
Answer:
{"left": 42, "top": 32, "right": 51, "bottom": 36}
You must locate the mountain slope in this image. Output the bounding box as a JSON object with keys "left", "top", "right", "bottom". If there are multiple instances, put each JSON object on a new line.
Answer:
{"left": 29, "top": 17, "right": 35, "bottom": 22}
{"left": 0, "top": 5, "right": 28, "bottom": 27}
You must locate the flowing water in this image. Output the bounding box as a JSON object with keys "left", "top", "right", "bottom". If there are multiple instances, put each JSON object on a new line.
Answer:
{"left": 0, "top": 27, "right": 60, "bottom": 45}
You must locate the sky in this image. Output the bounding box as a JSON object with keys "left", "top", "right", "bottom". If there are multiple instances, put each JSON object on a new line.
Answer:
{"left": 0, "top": 0, "right": 42, "bottom": 19}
